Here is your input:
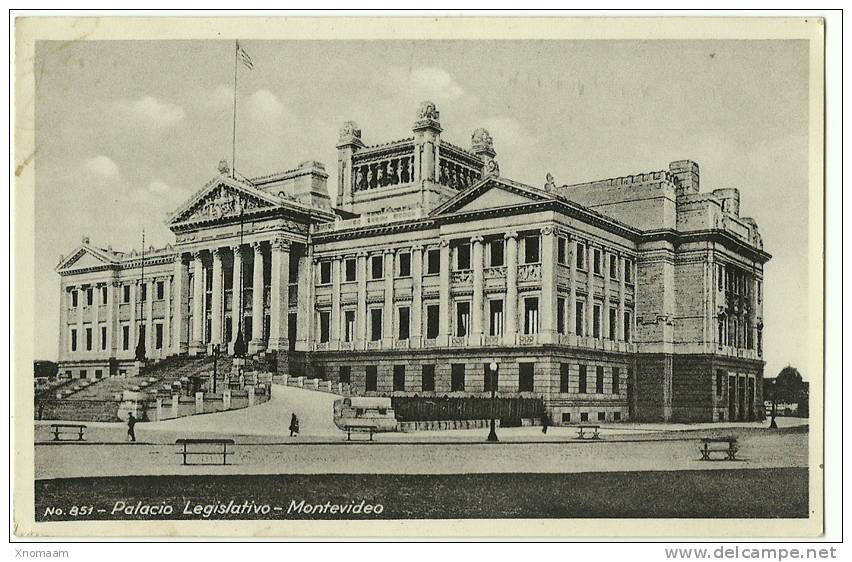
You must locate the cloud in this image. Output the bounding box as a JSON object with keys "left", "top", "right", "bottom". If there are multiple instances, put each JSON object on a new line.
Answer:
{"left": 209, "top": 84, "right": 233, "bottom": 109}
{"left": 84, "top": 155, "right": 119, "bottom": 179}
{"left": 116, "top": 96, "right": 185, "bottom": 128}
{"left": 385, "top": 66, "right": 478, "bottom": 107}
{"left": 247, "top": 89, "right": 286, "bottom": 121}
{"left": 129, "top": 179, "right": 189, "bottom": 204}
{"left": 146, "top": 180, "right": 171, "bottom": 193}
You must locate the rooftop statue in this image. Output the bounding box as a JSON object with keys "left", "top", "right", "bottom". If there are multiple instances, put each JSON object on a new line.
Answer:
{"left": 416, "top": 101, "right": 440, "bottom": 122}
{"left": 471, "top": 128, "right": 494, "bottom": 153}
{"left": 338, "top": 120, "right": 362, "bottom": 142}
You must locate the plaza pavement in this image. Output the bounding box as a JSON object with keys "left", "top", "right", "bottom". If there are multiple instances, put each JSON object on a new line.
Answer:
{"left": 35, "top": 384, "right": 809, "bottom": 480}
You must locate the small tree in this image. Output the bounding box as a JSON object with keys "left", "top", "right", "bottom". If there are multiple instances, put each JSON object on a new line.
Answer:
{"left": 766, "top": 366, "right": 806, "bottom": 427}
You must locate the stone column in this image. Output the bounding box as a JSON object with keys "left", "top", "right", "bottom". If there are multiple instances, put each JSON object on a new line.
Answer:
{"left": 163, "top": 276, "right": 171, "bottom": 357}
{"left": 585, "top": 243, "right": 594, "bottom": 339}
{"left": 411, "top": 244, "right": 423, "bottom": 346}
{"left": 568, "top": 235, "right": 577, "bottom": 335}
{"left": 249, "top": 242, "right": 265, "bottom": 354}
{"left": 438, "top": 239, "right": 451, "bottom": 346}
{"left": 504, "top": 231, "right": 518, "bottom": 345}
{"left": 77, "top": 285, "right": 85, "bottom": 356}
{"left": 107, "top": 281, "right": 118, "bottom": 356}
{"left": 268, "top": 237, "right": 290, "bottom": 351}
{"left": 540, "top": 226, "right": 557, "bottom": 343}
{"left": 470, "top": 235, "right": 484, "bottom": 344}
{"left": 356, "top": 251, "right": 368, "bottom": 348}
{"left": 331, "top": 255, "right": 342, "bottom": 347}
{"left": 129, "top": 282, "right": 137, "bottom": 356}
{"left": 210, "top": 248, "right": 224, "bottom": 348}
{"left": 230, "top": 244, "right": 244, "bottom": 353}
{"left": 295, "top": 246, "right": 314, "bottom": 351}
{"left": 93, "top": 283, "right": 100, "bottom": 353}
{"left": 171, "top": 253, "right": 187, "bottom": 354}
{"left": 603, "top": 249, "right": 611, "bottom": 340}
{"left": 383, "top": 249, "right": 394, "bottom": 346}
{"left": 189, "top": 251, "right": 204, "bottom": 354}
{"left": 618, "top": 253, "right": 627, "bottom": 341}
{"left": 145, "top": 279, "right": 154, "bottom": 357}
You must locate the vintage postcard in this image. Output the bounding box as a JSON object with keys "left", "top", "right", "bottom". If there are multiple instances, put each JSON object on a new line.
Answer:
{"left": 12, "top": 15, "right": 826, "bottom": 538}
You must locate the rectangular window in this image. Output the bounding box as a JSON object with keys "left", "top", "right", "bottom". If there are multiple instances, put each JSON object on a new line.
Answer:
{"left": 71, "top": 290, "right": 79, "bottom": 308}
{"left": 483, "top": 363, "right": 499, "bottom": 392}
{"left": 596, "top": 366, "right": 605, "bottom": 394}
{"left": 320, "top": 261, "right": 332, "bottom": 284}
{"left": 122, "top": 325, "right": 129, "bottom": 350}
{"left": 370, "top": 308, "right": 382, "bottom": 341}
{"left": 319, "top": 311, "right": 330, "bottom": 343}
{"left": 122, "top": 285, "right": 130, "bottom": 303}
{"left": 393, "top": 365, "right": 406, "bottom": 392}
{"left": 580, "top": 412, "right": 589, "bottom": 422}
{"left": 489, "top": 239, "right": 504, "bottom": 267}
{"left": 155, "top": 323, "right": 164, "bottom": 349}
{"left": 579, "top": 365, "right": 587, "bottom": 394}
{"left": 716, "top": 369, "right": 725, "bottom": 396}
{"left": 70, "top": 329, "right": 77, "bottom": 352}
{"left": 519, "top": 363, "right": 534, "bottom": 392}
{"left": 426, "top": 304, "right": 440, "bottom": 339}
{"left": 576, "top": 242, "right": 586, "bottom": 270}
{"left": 523, "top": 236, "right": 540, "bottom": 264}
{"left": 625, "top": 259, "right": 633, "bottom": 283}
{"left": 560, "top": 363, "right": 570, "bottom": 393}
{"left": 339, "top": 366, "right": 351, "bottom": 384}
{"left": 398, "top": 252, "right": 411, "bottom": 277}
{"left": 613, "top": 411, "right": 621, "bottom": 421}
{"left": 612, "top": 367, "right": 620, "bottom": 395}
{"left": 524, "top": 297, "right": 539, "bottom": 335}
{"left": 593, "top": 248, "right": 602, "bottom": 275}
{"left": 101, "top": 286, "right": 108, "bottom": 304}
{"left": 101, "top": 326, "right": 107, "bottom": 350}
{"left": 557, "top": 237, "right": 567, "bottom": 264}
{"left": 156, "top": 280, "right": 165, "bottom": 300}
{"left": 557, "top": 297, "right": 566, "bottom": 334}
{"left": 371, "top": 255, "right": 384, "bottom": 279}
{"left": 80, "top": 369, "right": 87, "bottom": 379}
{"left": 397, "top": 306, "right": 410, "bottom": 340}
{"left": 451, "top": 364, "right": 465, "bottom": 391}
{"left": 489, "top": 300, "right": 504, "bottom": 336}
{"left": 95, "top": 369, "right": 103, "bottom": 379}
{"left": 575, "top": 300, "right": 585, "bottom": 336}
{"left": 598, "top": 412, "right": 606, "bottom": 422}
{"left": 593, "top": 304, "right": 602, "bottom": 338}
{"left": 421, "top": 365, "right": 436, "bottom": 392}
{"left": 426, "top": 248, "right": 440, "bottom": 274}
{"left": 757, "top": 280, "right": 763, "bottom": 304}
{"left": 86, "top": 288, "right": 94, "bottom": 306}
{"left": 456, "top": 301, "right": 470, "bottom": 337}
{"left": 345, "top": 258, "right": 356, "bottom": 282}
{"left": 85, "top": 327, "right": 92, "bottom": 351}
{"left": 141, "top": 283, "right": 149, "bottom": 302}
{"left": 562, "top": 413, "right": 571, "bottom": 424}
{"left": 365, "top": 366, "right": 377, "bottom": 391}
{"left": 609, "top": 308, "right": 618, "bottom": 340}
{"left": 624, "top": 311, "right": 632, "bottom": 342}
{"left": 344, "top": 310, "right": 355, "bottom": 342}
{"left": 609, "top": 255, "right": 618, "bottom": 279}
{"left": 455, "top": 243, "right": 471, "bottom": 270}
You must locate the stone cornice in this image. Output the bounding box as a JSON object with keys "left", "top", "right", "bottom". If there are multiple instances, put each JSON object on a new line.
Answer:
{"left": 641, "top": 229, "right": 771, "bottom": 264}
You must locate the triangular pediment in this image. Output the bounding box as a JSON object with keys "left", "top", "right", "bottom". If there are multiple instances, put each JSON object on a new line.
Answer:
{"left": 431, "top": 177, "right": 553, "bottom": 217}
{"left": 57, "top": 246, "right": 115, "bottom": 272}
{"left": 168, "top": 175, "right": 281, "bottom": 226}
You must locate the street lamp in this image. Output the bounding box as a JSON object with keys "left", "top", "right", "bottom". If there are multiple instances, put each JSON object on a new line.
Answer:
{"left": 487, "top": 361, "right": 499, "bottom": 442}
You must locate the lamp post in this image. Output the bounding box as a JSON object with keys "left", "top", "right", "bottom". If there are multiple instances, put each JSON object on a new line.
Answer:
{"left": 487, "top": 361, "right": 499, "bottom": 442}
{"left": 211, "top": 343, "right": 221, "bottom": 394}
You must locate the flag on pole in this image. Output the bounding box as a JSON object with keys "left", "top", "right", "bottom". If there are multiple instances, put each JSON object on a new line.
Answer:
{"left": 236, "top": 41, "right": 254, "bottom": 70}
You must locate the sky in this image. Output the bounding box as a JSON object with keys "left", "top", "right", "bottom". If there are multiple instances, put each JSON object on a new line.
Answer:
{"left": 33, "top": 39, "right": 810, "bottom": 379}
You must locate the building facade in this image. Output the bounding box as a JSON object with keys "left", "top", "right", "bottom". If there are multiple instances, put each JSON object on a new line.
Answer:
{"left": 55, "top": 101, "right": 770, "bottom": 422}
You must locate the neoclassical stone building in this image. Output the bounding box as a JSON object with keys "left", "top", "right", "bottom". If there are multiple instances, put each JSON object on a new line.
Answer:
{"left": 55, "top": 101, "right": 770, "bottom": 422}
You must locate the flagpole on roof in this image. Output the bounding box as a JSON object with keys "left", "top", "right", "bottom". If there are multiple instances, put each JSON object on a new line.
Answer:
{"left": 231, "top": 40, "right": 238, "bottom": 180}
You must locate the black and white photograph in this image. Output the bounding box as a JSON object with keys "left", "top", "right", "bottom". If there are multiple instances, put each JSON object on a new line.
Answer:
{"left": 11, "top": 14, "right": 831, "bottom": 540}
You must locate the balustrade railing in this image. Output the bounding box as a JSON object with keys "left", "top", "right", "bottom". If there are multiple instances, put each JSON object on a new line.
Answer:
{"left": 353, "top": 155, "right": 415, "bottom": 192}
{"left": 484, "top": 266, "right": 507, "bottom": 279}
{"left": 517, "top": 263, "right": 542, "bottom": 282}
{"left": 451, "top": 269, "right": 473, "bottom": 285}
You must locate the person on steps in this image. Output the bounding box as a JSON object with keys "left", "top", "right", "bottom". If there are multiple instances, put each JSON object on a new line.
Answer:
{"left": 127, "top": 412, "right": 137, "bottom": 442}
{"left": 289, "top": 413, "right": 300, "bottom": 437}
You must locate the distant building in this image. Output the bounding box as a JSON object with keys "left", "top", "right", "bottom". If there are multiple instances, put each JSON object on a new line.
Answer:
{"left": 55, "top": 101, "right": 769, "bottom": 422}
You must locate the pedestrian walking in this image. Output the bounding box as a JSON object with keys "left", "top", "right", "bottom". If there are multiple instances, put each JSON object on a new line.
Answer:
{"left": 541, "top": 411, "right": 550, "bottom": 434}
{"left": 289, "top": 413, "right": 300, "bottom": 437}
{"left": 127, "top": 412, "right": 137, "bottom": 442}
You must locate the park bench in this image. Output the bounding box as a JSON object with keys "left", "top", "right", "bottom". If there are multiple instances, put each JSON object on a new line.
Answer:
{"left": 699, "top": 436, "right": 739, "bottom": 460}
{"left": 50, "top": 423, "right": 87, "bottom": 442}
{"left": 175, "top": 438, "right": 235, "bottom": 465}
{"left": 343, "top": 423, "right": 376, "bottom": 442}
{"left": 575, "top": 424, "right": 601, "bottom": 440}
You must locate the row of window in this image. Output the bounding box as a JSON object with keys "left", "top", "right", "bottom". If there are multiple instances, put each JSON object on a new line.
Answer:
{"left": 316, "top": 238, "right": 635, "bottom": 285}
{"left": 718, "top": 317, "right": 763, "bottom": 353}
{"left": 68, "top": 281, "right": 167, "bottom": 308}
{"left": 316, "top": 297, "right": 634, "bottom": 343}
{"left": 561, "top": 411, "right": 622, "bottom": 423}
{"left": 69, "top": 323, "right": 165, "bottom": 352}
{"left": 716, "top": 263, "right": 762, "bottom": 304}
{"left": 333, "top": 362, "right": 627, "bottom": 394}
